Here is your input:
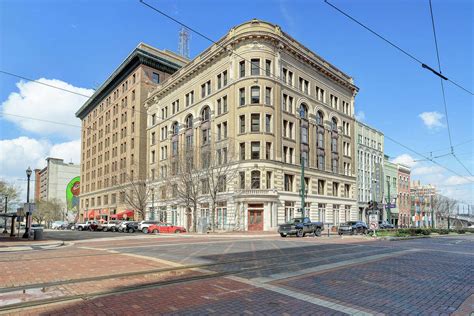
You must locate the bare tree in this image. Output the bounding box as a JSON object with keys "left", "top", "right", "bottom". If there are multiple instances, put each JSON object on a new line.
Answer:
{"left": 33, "top": 199, "right": 63, "bottom": 227}
{"left": 166, "top": 146, "right": 202, "bottom": 232}
{"left": 432, "top": 195, "right": 458, "bottom": 229}
{"left": 203, "top": 140, "right": 240, "bottom": 232}
{"left": 124, "top": 174, "right": 153, "bottom": 221}
{"left": 0, "top": 180, "right": 21, "bottom": 212}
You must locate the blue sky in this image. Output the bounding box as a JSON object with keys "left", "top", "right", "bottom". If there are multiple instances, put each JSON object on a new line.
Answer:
{"left": 0, "top": 0, "right": 472, "bottom": 202}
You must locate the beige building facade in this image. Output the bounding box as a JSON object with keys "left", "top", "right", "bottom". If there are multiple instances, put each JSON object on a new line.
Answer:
{"left": 76, "top": 43, "right": 188, "bottom": 222}
{"left": 145, "top": 20, "right": 358, "bottom": 231}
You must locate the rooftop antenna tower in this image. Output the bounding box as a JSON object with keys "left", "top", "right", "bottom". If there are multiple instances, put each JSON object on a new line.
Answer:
{"left": 178, "top": 27, "right": 190, "bottom": 58}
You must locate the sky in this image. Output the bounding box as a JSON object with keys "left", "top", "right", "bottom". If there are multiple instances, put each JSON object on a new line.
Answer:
{"left": 0, "top": 0, "right": 473, "bottom": 203}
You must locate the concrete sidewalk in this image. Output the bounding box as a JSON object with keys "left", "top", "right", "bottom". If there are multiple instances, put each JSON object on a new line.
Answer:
{"left": 0, "top": 234, "right": 66, "bottom": 252}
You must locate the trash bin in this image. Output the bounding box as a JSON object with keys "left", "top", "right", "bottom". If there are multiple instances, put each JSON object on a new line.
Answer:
{"left": 34, "top": 229, "right": 43, "bottom": 240}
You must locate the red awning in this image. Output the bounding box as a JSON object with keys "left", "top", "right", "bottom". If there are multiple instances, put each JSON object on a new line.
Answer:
{"left": 88, "top": 210, "right": 95, "bottom": 219}
{"left": 115, "top": 210, "right": 134, "bottom": 220}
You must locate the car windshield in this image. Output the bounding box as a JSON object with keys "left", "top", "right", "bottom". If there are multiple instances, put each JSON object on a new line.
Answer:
{"left": 286, "top": 218, "right": 303, "bottom": 224}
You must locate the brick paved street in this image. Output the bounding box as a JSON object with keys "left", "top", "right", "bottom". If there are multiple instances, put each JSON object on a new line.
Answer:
{"left": 0, "top": 234, "right": 472, "bottom": 315}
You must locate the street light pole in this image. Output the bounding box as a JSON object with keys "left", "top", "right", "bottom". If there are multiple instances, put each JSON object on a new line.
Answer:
{"left": 2, "top": 196, "right": 7, "bottom": 234}
{"left": 22, "top": 167, "right": 32, "bottom": 238}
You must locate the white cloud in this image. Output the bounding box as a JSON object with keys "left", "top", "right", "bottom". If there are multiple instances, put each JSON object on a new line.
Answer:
{"left": 49, "top": 139, "right": 81, "bottom": 165}
{"left": 444, "top": 175, "right": 474, "bottom": 186}
{"left": 411, "top": 165, "right": 444, "bottom": 176}
{"left": 355, "top": 110, "right": 365, "bottom": 121}
{"left": 0, "top": 137, "right": 80, "bottom": 187}
{"left": 1, "top": 78, "right": 93, "bottom": 139}
{"left": 391, "top": 154, "right": 417, "bottom": 168}
{"left": 419, "top": 111, "right": 444, "bottom": 129}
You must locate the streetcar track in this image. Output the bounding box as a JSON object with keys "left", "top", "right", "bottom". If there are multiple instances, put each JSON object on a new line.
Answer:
{"left": 0, "top": 246, "right": 391, "bottom": 313}
{"left": 0, "top": 243, "right": 371, "bottom": 294}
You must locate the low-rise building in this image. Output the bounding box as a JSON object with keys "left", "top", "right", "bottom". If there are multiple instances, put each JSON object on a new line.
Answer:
{"left": 410, "top": 180, "right": 436, "bottom": 227}
{"left": 397, "top": 164, "right": 411, "bottom": 227}
{"left": 383, "top": 155, "right": 399, "bottom": 226}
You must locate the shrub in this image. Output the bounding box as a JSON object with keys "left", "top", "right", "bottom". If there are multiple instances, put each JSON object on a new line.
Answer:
{"left": 457, "top": 229, "right": 466, "bottom": 234}
{"left": 420, "top": 229, "right": 431, "bottom": 235}
{"left": 438, "top": 229, "right": 449, "bottom": 235}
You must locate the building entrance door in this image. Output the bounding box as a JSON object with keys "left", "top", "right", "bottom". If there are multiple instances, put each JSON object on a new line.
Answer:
{"left": 248, "top": 203, "right": 264, "bottom": 231}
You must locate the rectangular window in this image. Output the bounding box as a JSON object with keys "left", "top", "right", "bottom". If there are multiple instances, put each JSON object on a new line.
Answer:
{"left": 251, "top": 86, "right": 260, "bottom": 104}
{"left": 266, "top": 171, "right": 272, "bottom": 188}
{"left": 284, "top": 174, "right": 294, "bottom": 191}
{"left": 240, "top": 142, "right": 246, "bottom": 160}
{"left": 152, "top": 72, "right": 160, "bottom": 84}
{"left": 239, "top": 88, "right": 245, "bottom": 106}
{"left": 222, "top": 96, "right": 227, "bottom": 113}
{"left": 265, "top": 59, "right": 272, "bottom": 76}
{"left": 265, "top": 142, "right": 272, "bottom": 160}
{"left": 217, "top": 99, "right": 222, "bottom": 115}
{"left": 251, "top": 58, "right": 260, "bottom": 75}
{"left": 251, "top": 113, "right": 260, "bottom": 132}
{"left": 265, "top": 114, "right": 271, "bottom": 133}
{"left": 265, "top": 87, "right": 272, "bottom": 105}
{"left": 217, "top": 74, "right": 222, "bottom": 89}
{"left": 223, "top": 122, "right": 227, "bottom": 139}
{"left": 251, "top": 141, "right": 260, "bottom": 159}
{"left": 239, "top": 171, "right": 245, "bottom": 189}
{"left": 318, "top": 179, "right": 325, "bottom": 195}
{"left": 301, "top": 126, "right": 308, "bottom": 144}
{"left": 239, "top": 61, "right": 245, "bottom": 78}
{"left": 333, "top": 182, "right": 339, "bottom": 197}
{"left": 282, "top": 93, "right": 287, "bottom": 111}
{"left": 223, "top": 71, "right": 228, "bottom": 86}
{"left": 239, "top": 115, "right": 245, "bottom": 133}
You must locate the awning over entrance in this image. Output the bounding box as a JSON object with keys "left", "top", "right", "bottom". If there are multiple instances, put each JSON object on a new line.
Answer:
{"left": 112, "top": 210, "right": 134, "bottom": 220}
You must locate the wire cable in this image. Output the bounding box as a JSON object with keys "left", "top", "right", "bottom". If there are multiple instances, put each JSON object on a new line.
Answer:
{"left": 0, "top": 70, "right": 93, "bottom": 98}
{"left": 324, "top": 0, "right": 473, "bottom": 95}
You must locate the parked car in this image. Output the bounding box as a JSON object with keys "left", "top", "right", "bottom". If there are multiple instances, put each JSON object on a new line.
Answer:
{"left": 338, "top": 221, "right": 368, "bottom": 235}
{"left": 75, "top": 221, "right": 96, "bottom": 231}
{"left": 278, "top": 217, "right": 324, "bottom": 237}
{"left": 147, "top": 223, "right": 186, "bottom": 234}
{"left": 101, "top": 220, "right": 120, "bottom": 232}
{"left": 138, "top": 220, "right": 160, "bottom": 233}
{"left": 378, "top": 221, "right": 395, "bottom": 229}
{"left": 66, "top": 223, "right": 75, "bottom": 230}
{"left": 118, "top": 221, "right": 131, "bottom": 232}
{"left": 52, "top": 221, "right": 67, "bottom": 230}
{"left": 125, "top": 221, "right": 139, "bottom": 233}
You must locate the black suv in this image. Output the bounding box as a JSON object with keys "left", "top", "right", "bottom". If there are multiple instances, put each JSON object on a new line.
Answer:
{"left": 338, "top": 221, "right": 368, "bottom": 235}
{"left": 125, "top": 221, "right": 139, "bottom": 233}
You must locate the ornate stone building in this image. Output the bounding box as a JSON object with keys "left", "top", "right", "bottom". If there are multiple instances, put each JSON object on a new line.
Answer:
{"left": 76, "top": 43, "right": 188, "bottom": 222}
{"left": 145, "top": 20, "right": 358, "bottom": 231}
{"left": 397, "top": 164, "right": 411, "bottom": 227}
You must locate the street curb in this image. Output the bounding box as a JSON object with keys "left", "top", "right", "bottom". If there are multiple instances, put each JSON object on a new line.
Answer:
{"left": 0, "top": 240, "right": 66, "bottom": 252}
{"left": 378, "top": 233, "right": 468, "bottom": 241}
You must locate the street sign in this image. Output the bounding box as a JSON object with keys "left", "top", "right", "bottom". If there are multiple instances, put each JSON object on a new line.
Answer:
{"left": 369, "top": 214, "right": 379, "bottom": 230}
{"left": 16, "top": 208, "right": 25, "bottom": 217}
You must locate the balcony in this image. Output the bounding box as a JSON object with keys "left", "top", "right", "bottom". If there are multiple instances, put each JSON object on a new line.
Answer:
{"left": 236, "top": 189, "right": 278, "bottom": 197}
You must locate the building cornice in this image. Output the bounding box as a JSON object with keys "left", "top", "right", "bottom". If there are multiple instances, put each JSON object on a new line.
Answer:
{"left": 76, "top": 45, "right": 187, "bottom": 119}
{"left": 145, "top": 20, "right": 358, "bottom": 108}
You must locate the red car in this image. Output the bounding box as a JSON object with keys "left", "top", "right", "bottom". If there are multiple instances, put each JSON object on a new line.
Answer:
{"left": 147, "top": 223, "right": 186, "bottom": 234}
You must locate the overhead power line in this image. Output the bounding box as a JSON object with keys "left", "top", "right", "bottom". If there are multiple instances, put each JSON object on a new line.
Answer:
{"left": 0, "top": 70, "right": 94, "bottom": 98}
{"left": 323, "top": 0, "right": 473, "bottom": 95}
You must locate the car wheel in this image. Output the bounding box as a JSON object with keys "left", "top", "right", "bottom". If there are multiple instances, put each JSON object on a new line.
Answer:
{"left": 153, "top": 229, "right": 159, "bottom": 234}
{"left": 174, "top": 229, "right": 181, "bottom": 234}
{"left": 350, "top": 229, "right": 354, "bottom": 235}
{"left": 142, "top": 228, "right": 148, "bottom": 234}
{"left": 280, "top": 233, "right": 287, "bottom": 237}
{"left": 315, "top": 228, "right": 322, "bottom": 237}
{"left": 296, "top": 229, "right": 304, "bottom": 238}
{"left": 78, "top": 227, "right": 83, "bottom": 231}
{"left": 363, "top": 228, "right": 368, "bottom": 235}
{"left": 103, "top": 228, "right": 108, "bottom": 232}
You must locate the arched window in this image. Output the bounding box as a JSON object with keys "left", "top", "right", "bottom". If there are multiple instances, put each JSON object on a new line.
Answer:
{"left": 316, "top": 111, "right": 324, "bottom": 125}
{"left": 185, "top": 115, "right": 193, "bottom": 129}
{"left": 251, "top": 170, "right": 261, "bottom": 189}
{"left": 331, "top": 117, "right": 338, "bottom": 131}
{"left": 201, "top": 106, "right": 210, "bottom": 122}
{"left": 171, "top": 121, "right": 179, "bottom": 135}
{"left": 299, "top": 103, "right": 308, "bottom": 119}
